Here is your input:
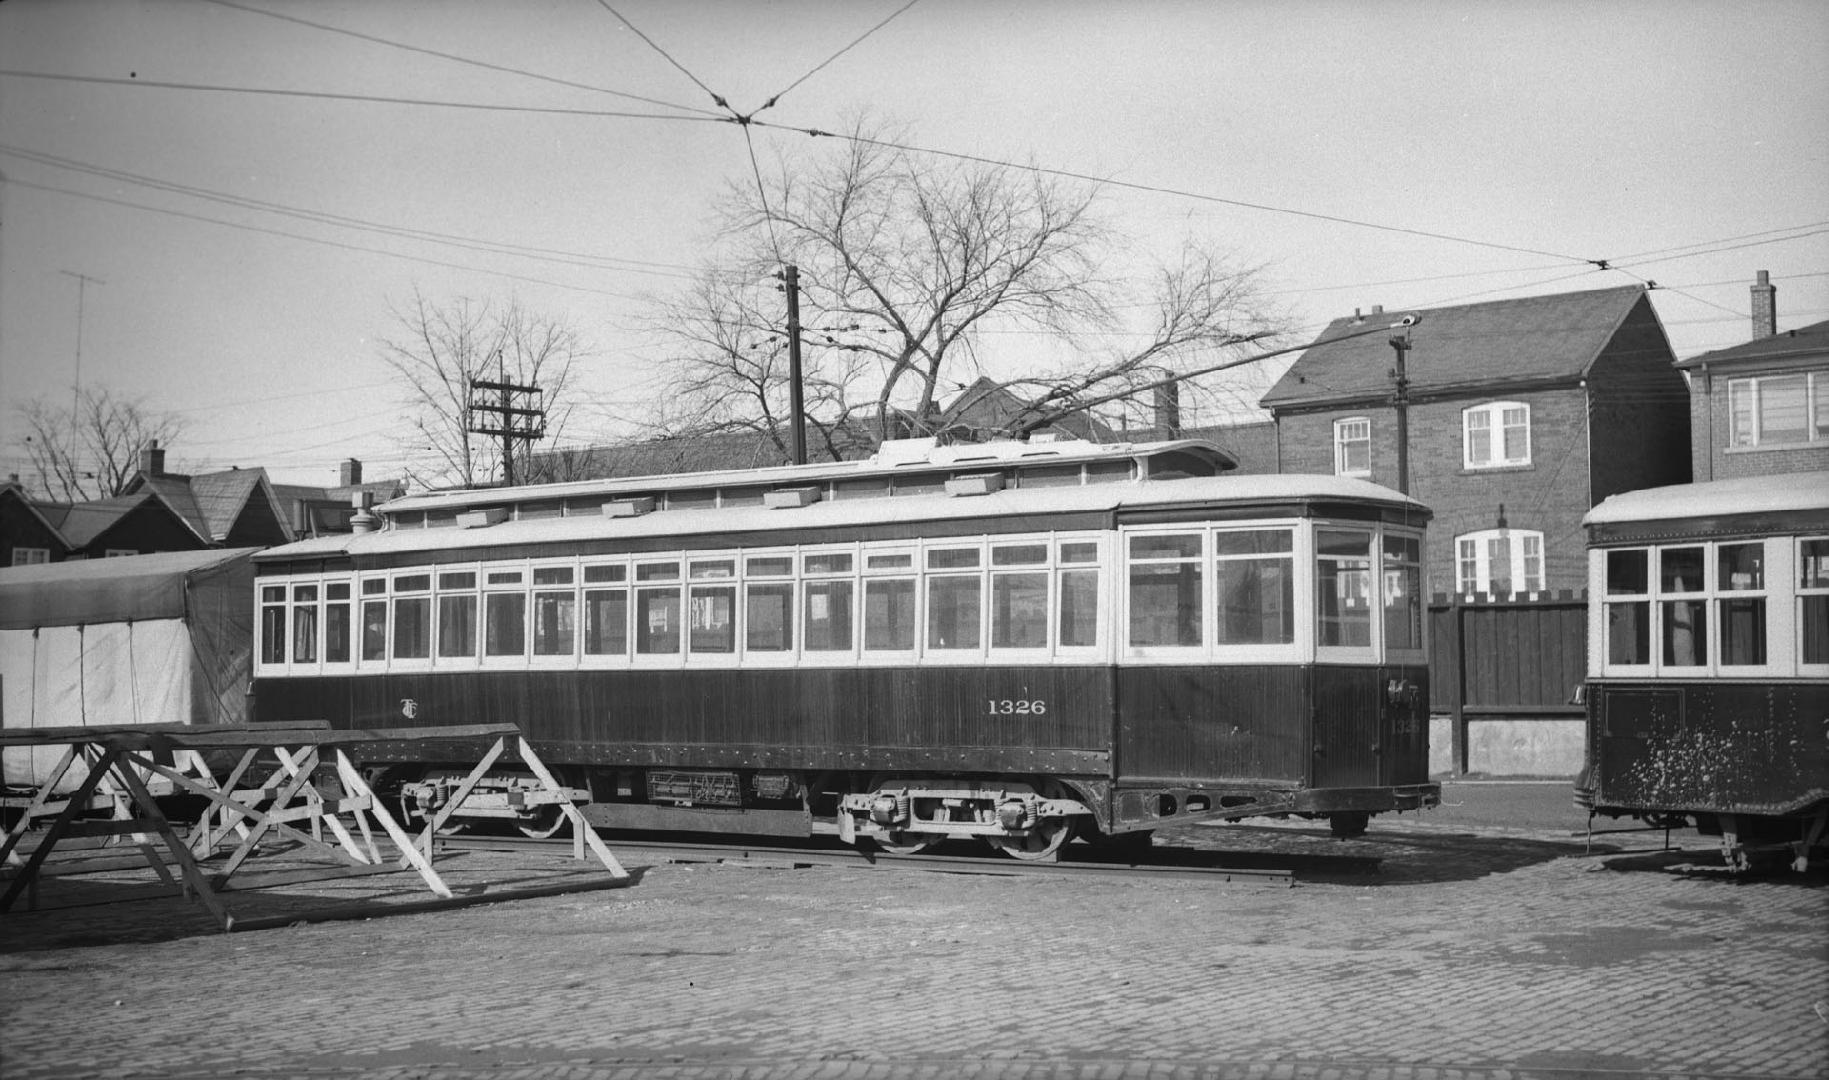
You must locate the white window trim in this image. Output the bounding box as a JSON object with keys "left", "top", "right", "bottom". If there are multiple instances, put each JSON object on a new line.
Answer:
{"left": 1454, "top": 528, "right": 1545, "bottom": 596}
{"left": 1799, "top": 535, "right": 1829, "bottom": 677}
{"left": 1463, "top": 401, "right": 1532, "bottom": 469}
{"left": 1595, "top": 538, "right": 1798, "bottom": 679}
{"left": 1727, "top": 370, "right": 1826, "bottom": 450}
{"left": 11, "top": 547, "right": 51, "bottom": 566}
{"left": 1333, "top": 416, "right": 1371, "bottom": 478}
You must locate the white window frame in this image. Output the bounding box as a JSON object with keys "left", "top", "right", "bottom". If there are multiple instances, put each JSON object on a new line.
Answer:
{"left": 1727, "top": 370, "right": 1826, "bottom": 449}
{"left": 1210, "top": 522, "right": 1306, "bottom": 664}
{"left": 1314, "top": 525, "right": 1379, "bottom": 663}
{"left": 1333, "top": 416, "right": 1370, "bottom": 478}
{"left": 11, "top": 547, "right": 51, "bottom": 566}
{"left": 579, "top": 558, "right": 633, "bottom": 669}
{"left": 1799, "top": 535, "right": 1829, "bottom": 676}
{"left": 1120, "top": 527, "right": 1209, "bottom": 663}
{"left": 1463, "top": 401, "right": 1531, "bottom": 469}
{"left": 1454, "top": 528, "right": 1545, "bottom": 596}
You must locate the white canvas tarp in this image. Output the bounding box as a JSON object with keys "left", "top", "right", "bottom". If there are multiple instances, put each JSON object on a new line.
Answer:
{"left": 0, "top": 548, "right": 257, "bottom": 789}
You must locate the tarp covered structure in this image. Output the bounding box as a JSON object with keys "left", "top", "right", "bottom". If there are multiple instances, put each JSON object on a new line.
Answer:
{"left": 0, "top": 548, "right": 257, "bottom": 788}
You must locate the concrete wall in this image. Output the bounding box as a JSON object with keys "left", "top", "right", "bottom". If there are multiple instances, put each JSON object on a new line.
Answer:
{"left": 1430, "top": 715, "right": 1586, "bottom": 778}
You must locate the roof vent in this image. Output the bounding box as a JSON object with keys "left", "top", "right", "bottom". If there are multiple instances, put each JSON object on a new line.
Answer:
{"left": 603, "top": 497, "right": 656, "bottom": 518}
{"left": 945, "top": 473, "right": 1005, "bottom": 497}
{"left": 874, "top": 437, "right": 939, "bottom": 465}
{"left": 456, "top": 508, "right": 508, "bottom": 529}
{"left": 764, "top": 487, "right": 822, "bottom": 509}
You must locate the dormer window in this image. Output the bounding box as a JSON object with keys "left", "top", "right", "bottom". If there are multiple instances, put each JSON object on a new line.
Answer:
{"left": 1333, "top": 417, "right": 1370, "bottom": 477}
{"left": 1464, "top": 402, "right": 1531, "bottom": 468}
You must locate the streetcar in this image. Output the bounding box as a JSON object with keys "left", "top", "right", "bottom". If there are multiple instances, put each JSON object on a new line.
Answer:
{"left": 1577, "top": 471, "right": 1829, "bottom": 871}
{"left": 250, "top": 436, "right": 1439, "bottom": 858}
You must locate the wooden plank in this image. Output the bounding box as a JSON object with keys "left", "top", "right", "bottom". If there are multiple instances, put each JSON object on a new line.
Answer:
{"left": 0, "top": 721, "right": 331, "bottom": 748}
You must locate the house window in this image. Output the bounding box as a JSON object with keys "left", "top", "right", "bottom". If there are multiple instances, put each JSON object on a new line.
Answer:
{"left": 1454, "top": 529, "right": 1545, "bottom": 595}
{"left": 1333, "top": 417, "right": 1370, "bottom": 477}
{"left": 11, "top": 547, "right": 50, "bottom": 566}
{"left": 1728, "top": 371, "right": 1827, "bottom": 448}
{"left": 104, "top": 548, "right": 137, "bottom": 558}
{"left": 1464, "top": 402, "right": 1531, "bottom": 468}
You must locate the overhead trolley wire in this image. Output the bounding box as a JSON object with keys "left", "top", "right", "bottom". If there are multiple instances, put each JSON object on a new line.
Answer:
{"left": 757, "top": 0, "right": 922, "bottom": 115}
{"left": 595, "top": 0, "right": 727, "bottom": 112}
{"left": 195, "top": 0, "right": 726, "bottom": 118}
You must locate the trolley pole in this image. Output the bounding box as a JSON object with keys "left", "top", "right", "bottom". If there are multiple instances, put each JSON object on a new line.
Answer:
{"left": 782, "top": 264, "right": 807, "bottom": 466}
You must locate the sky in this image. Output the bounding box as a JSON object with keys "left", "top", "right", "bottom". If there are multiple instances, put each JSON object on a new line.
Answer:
{"left": 2, "top": 0, "right": 1825, "bottom": 490}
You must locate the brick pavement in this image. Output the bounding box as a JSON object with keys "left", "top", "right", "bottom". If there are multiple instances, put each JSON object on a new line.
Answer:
{"left": 1, "top": 818, "right": 1825, "bottom": 1080}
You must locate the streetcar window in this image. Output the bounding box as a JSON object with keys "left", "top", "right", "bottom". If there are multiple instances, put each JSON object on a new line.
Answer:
{"left": 635, "top": 588, "right": 680, "bottom": 654}
{"left": 637, "top": 562, "right": 678, "bottom": 582}
{"left": 1717, "top": 542, "right": 1766, "bottom": 666}
{"left": 362, "top": 578, "right": 386, "bottom": 595}
{"left": 1058, "top": 567, "right": 1099, "bottom": 648}
{"left": 291, "top": 590, "right": 318, "bottom": 664}
{"left": 533, "top": 589, "right": 577, "bottom": 656}
{"left": 864, "top": 578, "right": 916, "bottom": 650}
{"left": 584, "top": 589, "right": 628, "bottom": 655}
{"left": 689, "top": 584, "right": 735, "bottom": 654}
{"left": 1659, "top": 547, "right": 1707, "bottom": 667}
{"left": 1604, "top": 550, "right": 1650, "bottom": 665}
{"left": 991, "top": 570, "right": 1048, "bottom": 648}
{"left": 804, "top": 580, "right": 854, "bottom": 651}
{"left": 865, "top": 553, "right": 912, "bottom": 571}
{"left": 746, "top": 583, "right": 794, "bottom": 651}
{"left": 805, "top": 553, "right": 854, "bottom": 575}
{"left": 746, "top": 556, "right": 793, "bottom": 577}
{"left": 395, "top": 574, "right": 430, "bottom": 592}
{"left": 1059, "top": 542, "right": 1098, "bottom": 564}
{"left": 1214, "top": 529, "right": 1295, "bottom": 646}
{"left": 485, "top": 593, "right": 526, "bottom": 657}
{"left": 533, "top": 566, "right": 574, "bottom": 586}
{"left": 361, "top": 600, "right": 387, "bottom": 661}
{"left": 438, "top": 572, "right": 476, "bottom": 590}
{"left": 438, "top": 591, "right": 478, "bottom": 658}
{"left": 392, "top": 595, "right": 431, "bottom": 659}
{"left": 1803, "top": 539, "right": 1829, "bottom": 666}
{"left": 927, "top": 576, "right": 982, "bottom": 650}
{"left": 487, "top": 570, "right": 523, "bottom": 586}
{"left": 1381, "top": 534, "right": 1423, "bottom": 653}
{"left": 689, "top": 560, "right": 734, "bottom": 580}
{"left": 1315, "top": 530, "right": 1372, "bottom": 648}
{"left": 927, "top": 548, "right": 980, "bottom": 570}
{"left": 1130, "top": 533, "right": 1203, "bottom": 648}
{"left": 584, "top": 564, "right": 626, "bottom": 583}
{"left": 325, "top": 583, "right": 351, "bottom": 664}
{"left": 260, "top": 588, "right": 286, "bottom": 665}
{"left": 992, "top": 544, "right": 1047, "bottom": 566}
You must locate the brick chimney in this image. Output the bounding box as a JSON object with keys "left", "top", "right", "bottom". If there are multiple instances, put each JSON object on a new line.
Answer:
{"left": 339, "top": 457, "right": 363, "bottom": 487}
{"left": 1751, "top": 270, "right": 1777, "bottom": 339}
{"left": 140, "top": 439, "right": 165, "bottom": 477}
{"left": 1153, "top": 380, "right": 1181, "bottom": 439}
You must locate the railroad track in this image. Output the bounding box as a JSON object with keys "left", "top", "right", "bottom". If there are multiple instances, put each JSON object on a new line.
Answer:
{"left": 437, "top": 833, "right": 1299, "bottom": 887}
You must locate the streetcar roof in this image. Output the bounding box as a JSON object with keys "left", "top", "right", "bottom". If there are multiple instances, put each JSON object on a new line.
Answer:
{"left": 376, "top": 436, "right": 1235, "bottom": 517}
{"left": 1583, "top": 472, "right": 1829, "bottom": 529}
{"left": 256, "top": 473, "right": 1427, "bottom": 562}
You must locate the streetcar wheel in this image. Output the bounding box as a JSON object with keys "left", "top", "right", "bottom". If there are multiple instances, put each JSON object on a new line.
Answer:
{"left": 516, "top": 803, "right": 569, "bottom": 840}
{"left": 989, "top": 818, "right": 1073, "bottom": 861}
{"left": 399, "top": 793, "right": 467, "bottom": 837}
{"left": 874, "top": 831, "right": 943, "bottom": 855}
{"left": 1328, "top": 811, "right": 1370, "bottom": 839}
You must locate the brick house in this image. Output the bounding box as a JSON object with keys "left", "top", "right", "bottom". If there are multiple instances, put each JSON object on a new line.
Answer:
{"left": 1677, "top": 273, "right": 1829, "bottom": 480}
{"left": 1260, "top": 285, "right": 1691, "bottom": 596}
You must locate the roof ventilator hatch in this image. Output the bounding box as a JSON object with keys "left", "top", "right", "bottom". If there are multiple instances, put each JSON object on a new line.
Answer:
{"left": 455, "top": 508, "right": 508, "bottom": 529}
{"left": 945, "top": 473, "right": 1004, "bottom": 497}
{"left": 602, "top": 497, "right": 656, "bottom": 518}
{"left": 764, "top": 487, "right": 822, "bottom": 509}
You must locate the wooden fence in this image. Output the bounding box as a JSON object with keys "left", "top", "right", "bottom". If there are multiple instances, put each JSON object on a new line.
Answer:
{"left": 1428, "top": 591, "right": 1588, "bottom": 776}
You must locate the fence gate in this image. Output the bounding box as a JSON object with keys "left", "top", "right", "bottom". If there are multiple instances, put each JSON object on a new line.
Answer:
{"left": 1429, "top": 591, "right": 1588, "bottom": 776}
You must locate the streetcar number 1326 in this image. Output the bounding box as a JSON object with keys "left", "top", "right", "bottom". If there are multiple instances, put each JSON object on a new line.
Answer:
{"left": 988, "top": 699, "right": 1048, "bottom": 715}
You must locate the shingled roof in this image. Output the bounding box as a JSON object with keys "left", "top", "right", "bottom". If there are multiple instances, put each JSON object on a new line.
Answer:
{"left": 1260, "top": 285, "right": 1654, "bottom": 411}
{"left": 1673, "top": 317, "right": 1829, "bottom": 369}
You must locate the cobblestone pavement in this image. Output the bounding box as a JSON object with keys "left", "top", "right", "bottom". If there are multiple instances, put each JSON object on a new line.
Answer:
{"left": 2, "top": 811, "right": 1825, "bottom": 1080}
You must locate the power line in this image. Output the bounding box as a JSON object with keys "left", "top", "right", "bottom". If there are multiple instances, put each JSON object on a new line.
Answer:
{"left": 0, "top": 143, "right": 703, "bottom": 279}
{"left": 759, "top": 0, "right": 922, "bottom": 113}
{"left": 196, "top": 0, "right": 725, "bottom": 118}
{"left": 594, "top": 1, "right": 727, "bottom": 112}
{"left": 6, "top": 177, "right": 650, "bottom": 299}
{"left": 0, "top": 67, "right": 726, "bottom": 122}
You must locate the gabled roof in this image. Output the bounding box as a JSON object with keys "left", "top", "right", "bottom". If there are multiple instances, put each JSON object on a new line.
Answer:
{"left": 1261, "top": 285, "right": 1653, "bottom": 410}
{"left": 1673, "top": 318, "right": 1829, "bottom": 369}
{"left": 133, "top": 474, "right": 209, "bottom": 539}
{"left": 54, "top": 493, "right": 157, "bottom": 547}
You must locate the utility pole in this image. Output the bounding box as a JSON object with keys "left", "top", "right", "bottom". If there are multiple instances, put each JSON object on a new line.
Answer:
{"left": 1388, "top": 318, "right": 1418, "bottom": 496}
{"left": 59, "top": 270, "right": 104, "bottom": 418}
{"left": 778, "top": 264, "right": 808, "bottom": 465}
{"left": 467, "top": 354, "right": 545, "bottom": 487}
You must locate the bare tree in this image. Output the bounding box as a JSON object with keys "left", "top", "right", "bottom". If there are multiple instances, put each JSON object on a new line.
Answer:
{"left": 382, "top": 291, "right": 585, "bottom": 489}
{"left": 649, "top": 119, "right": 1289, "bottom": 447}
{"left": 13, "top": 386, "right": 184, "bottom": 501}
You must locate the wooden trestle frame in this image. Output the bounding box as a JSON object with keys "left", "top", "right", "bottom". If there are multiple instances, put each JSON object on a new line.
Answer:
{"left": 1, "top": 722, "right": 627, "bottom": 931}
